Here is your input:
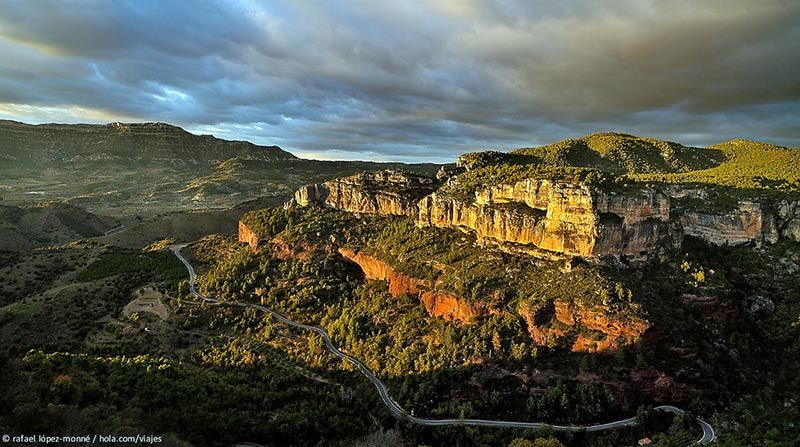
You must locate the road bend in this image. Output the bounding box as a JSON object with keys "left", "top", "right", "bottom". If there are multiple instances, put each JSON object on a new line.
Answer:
{"left": 171, "top": 244, "right": 716, "bottom": 445}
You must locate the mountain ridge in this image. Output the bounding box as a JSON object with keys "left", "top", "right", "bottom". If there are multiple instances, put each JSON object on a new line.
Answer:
{"left": 0, "top": 119, "right": 297, "bottom": 163}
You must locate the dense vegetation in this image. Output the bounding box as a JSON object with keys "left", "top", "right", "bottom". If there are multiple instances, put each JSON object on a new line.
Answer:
{"left": 2, "top": 129, "right": 799, "bottom": 445}
{"left": 215, "top": 204, "right": 800, "bottom": 445}
{"left": 77, "top": 248, "right": 186, "bottom": 282}
{"left": 8, "top": 349, "right": 377, "bottom": 446}
{"left": 181, "top": 233, "right": 703, "bottom": 445}
{"left": 3, "top": 200, "right": 797, "bottom": 444}
{"left": 629, "top": 139, "right": 800, "bottom": 191}
{"left": 513, "top": 133, "right": 722, "bottom": 175}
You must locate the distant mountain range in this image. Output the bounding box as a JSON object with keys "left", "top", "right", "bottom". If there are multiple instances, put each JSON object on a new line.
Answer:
{"left": 0, "top": 120, "right": 440, "bottom": 214}
{"left": 0, "top": 120, "right": 296, "bottom": 165}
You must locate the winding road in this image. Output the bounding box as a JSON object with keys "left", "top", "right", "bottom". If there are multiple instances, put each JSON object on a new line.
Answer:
{"left": 171, "top": 244, "right": 716, "bottom": 445}
{"left": 103, "top": 223, "right": 126, "bottom": 236}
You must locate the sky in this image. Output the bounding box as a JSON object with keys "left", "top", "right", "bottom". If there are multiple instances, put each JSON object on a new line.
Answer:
{"left": 0, "top": 0, "right": 798, "bottom": 162}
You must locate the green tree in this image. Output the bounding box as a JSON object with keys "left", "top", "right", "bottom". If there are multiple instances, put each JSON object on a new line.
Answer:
{"left": 508, "top": 437, "right": 565, "bottom": 447}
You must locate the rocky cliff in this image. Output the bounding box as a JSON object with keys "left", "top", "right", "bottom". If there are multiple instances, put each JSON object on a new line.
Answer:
{"left": 418, "top": 179, "right": 676, "bottom": 263}
{"left": 338, "top": 248, "right": 480, "bottom": 322}
{"left": 776, "top": 200, "right": 800, "bottom": 241}
{"left": 235, "top": 227, "right": 485, "bottom": 323}
{"left": 679, "top": 201, "right": 778, "bottom": 246}
{"left": 237, "top": 223, "right": 655, "bottom": 350}
{"left": 238, "top": 220, "right": 262, "bottom": 249}
{"left": 294, "top": 171, "right": 799, "bottom": 264}
{"left": 519, "top": 299, "right": 650, "bottom": 353}
{"left": 337, "top": 245, "right": 649, "bottom": 351}
{"left": 294, "top": 171, "right": 436, "bottom": 216}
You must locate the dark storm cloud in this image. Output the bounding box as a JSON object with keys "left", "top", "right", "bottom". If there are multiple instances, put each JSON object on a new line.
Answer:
{"left": 0, "top": 0, "right": 797, "bottom": 161}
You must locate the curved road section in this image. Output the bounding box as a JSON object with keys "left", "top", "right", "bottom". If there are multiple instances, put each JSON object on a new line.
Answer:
{"left": 172, "top": 245, "right": 716, "bottom": 445}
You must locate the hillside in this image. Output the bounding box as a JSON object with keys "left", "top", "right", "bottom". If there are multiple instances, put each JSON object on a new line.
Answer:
{"left": 225, "top": 134, "right": 800, "bottom": 444}
{"left": 0, "top": 203, "right": 118, "bottom": 250}
{"left": 629, "top": 139, "right": 800, "bottom": 189}
{"left": 1, "top": 129, "right": 798, "bottom": 446}
{"left": 0, "top": 120, "right": 296, "bottom": 164}
{"left": 0, "top": 121, "right": 441, "bottom": 214}
{"left": 447, "top": 133, "right": 800, "bottom": 201}
{"left": 512, "top": 132, "right": 724, "bottom": 174}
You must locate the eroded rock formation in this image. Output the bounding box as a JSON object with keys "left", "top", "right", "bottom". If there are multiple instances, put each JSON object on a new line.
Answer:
{"left": 519, "top": 299, "right": 650, "bottom": 353}
{"left": 680, "top": 201, "right": 777, "bottom": 246}
{"left": 338, "top": 248, "right": 480, "bottom": 323}
{"left": 293, "top": 171, "right": 800, "bottom": 264}
{"left": 294, "top": 171, "right": 436, "bottom": 216}
{"left": 238, "top": 220, "right": 261, "bottom": 249}
{"left": 418, "top": 180, "right": 676, "bottom": 263}
{"left": 239, "top": 220, "right": 657, "bottom": 349}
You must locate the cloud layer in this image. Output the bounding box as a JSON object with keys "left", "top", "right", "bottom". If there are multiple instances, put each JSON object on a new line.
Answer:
{"left": 1, "top": 0, "right": 798, "bottom": 162}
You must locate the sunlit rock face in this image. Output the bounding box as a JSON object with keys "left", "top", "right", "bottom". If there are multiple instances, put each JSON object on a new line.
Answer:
{"left": 776, "top": 200, "right": 800, "bottom": 241}
{"left": 418, "top": 179, "right": 675, "bottom": 263}
{"left": 238, "top": 220, "right": 261, "bottom": 249}
{"left": 294, "top": 170, "right": 436, "bottom": 217}
{"left": 337, "top": 248, "right": 480, "bottom": 323}
{"left": 518, "top": 299, "right": 651, "bottom": 354}
{"left": 294, "top": 172, "right": 798, "bottom": 264}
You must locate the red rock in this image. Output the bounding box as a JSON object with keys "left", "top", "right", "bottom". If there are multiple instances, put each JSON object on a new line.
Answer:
{"left": 520, "top": 299, "right": 650, "bottom": 353}
{"left": 238, "top": 220, "right": 261, "bottom": 249}
{"left": 338, "top": 248, "right": 479, "bottom": 323}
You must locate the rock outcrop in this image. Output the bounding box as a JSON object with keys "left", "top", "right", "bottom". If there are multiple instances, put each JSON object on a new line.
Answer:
{"left": 291, "top": 172, "right": 800, "bottom": 265}
{"left": 236, "top": 226, "right": 485, "bottom": 323}
{"left": 420, "top": 290, "right": 481, "bottom": 322}
{"left": 238, "top": 220, "right": 261, "bottom": 249}
{"left": 294, "top": 171, "right": 436, "bottom": 217}
{"left": 519, "top": 299, "right": 650, "bottom": 353}
{"left": 418, "top": 179, "right": 676, "bottom": 263}
{"left": 680, "top": 201, "right": 778, "bottom": 246}
{"left": 238, "top": 220, "right": 655, "bottom": 346}
{"left": 338, "top": 248, "right": 429, "bottom": 296}
{"left": 338, "top": 248, "right": 480, "bottom": 323}
{"left": 775, "top": 200, "right": 800, "bottom": 241}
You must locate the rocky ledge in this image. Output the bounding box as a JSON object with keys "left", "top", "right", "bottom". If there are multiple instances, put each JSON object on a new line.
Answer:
{"left": 293, "top": 170, "right": 436, "bottom": 217}
{"left": 293, "top": 170, "right": 800, "bottom": 264}
{"left": 338, "top": 248, "right": 482, "bottom": 323}
{"left": 519, "top": 299, "right": 651, "bottom": 353}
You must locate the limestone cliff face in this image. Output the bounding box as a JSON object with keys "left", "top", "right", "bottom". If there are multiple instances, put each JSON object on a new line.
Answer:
{"left": 777, "top": 200, "right": 800, "bottom": 241}
{"left": 292, "top": 172, "right": 799, "bottom": 263}
{"left": 294, "top": 171, "right": 436, "bottom": 217}
{"left": 421, "top": 291, "right": 481, "bottom": 322}
{"left": 680, "top": 201, "right": 778, "bottom": 246}
{"left": 338, "top": 248, "right": 480, "bottom": 323}
{"left": 338, "top": 248, "right": 430, "bottom": 296}
{"left": 418, "top": 179, "right": 674, "bottom": 263}
{"left": 294, "top": 183, "right": 329, "bottom": 208}
{"left": 417, "top": 193, "right": 548, "bottom": 252}
{"left": 519, "top": 299, "right": 650, "bottom": 353}
{"left": 238, "top": 220, "right": 261, "bottom": 249}
{"left": 237, "top": 222, "right": 653, "bottom": 345}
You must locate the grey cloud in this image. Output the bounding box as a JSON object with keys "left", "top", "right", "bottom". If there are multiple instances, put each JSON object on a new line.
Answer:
{"left": 0, "top": 0, "right": 797, "bottom": 163}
